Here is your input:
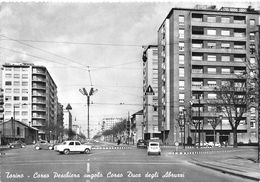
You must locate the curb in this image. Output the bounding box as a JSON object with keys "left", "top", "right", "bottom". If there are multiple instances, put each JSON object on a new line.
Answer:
{"left": 190, "top": 160, "right": 260, "bottom": 181}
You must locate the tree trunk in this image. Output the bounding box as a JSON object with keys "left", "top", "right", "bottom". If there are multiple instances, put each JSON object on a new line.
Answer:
{"left": 233, "top": 127, "right": 238, "bottom": 148}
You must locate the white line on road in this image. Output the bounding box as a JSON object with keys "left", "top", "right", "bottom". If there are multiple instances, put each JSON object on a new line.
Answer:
{"left": 86, "top": 162, "right": 90, "bottom": 173}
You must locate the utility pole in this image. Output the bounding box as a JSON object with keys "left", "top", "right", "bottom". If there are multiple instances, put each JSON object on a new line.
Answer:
{"left": 79, "top": 88, "right": 97, "bottom": 139}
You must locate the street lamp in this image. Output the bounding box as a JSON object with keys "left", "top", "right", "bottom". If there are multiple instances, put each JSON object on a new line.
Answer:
{"left": 219, "top": 114, "right": 223, "bottom": 144}
{"left": 183, "top": 109, "right": 187, "bottom": 149}
{"left": 79, "top": 87, "right": 98, "bottom": 139}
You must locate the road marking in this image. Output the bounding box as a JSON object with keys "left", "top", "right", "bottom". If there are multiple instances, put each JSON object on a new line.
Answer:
{"left": 86, "top": 162, "right": 90, "bottom": 173}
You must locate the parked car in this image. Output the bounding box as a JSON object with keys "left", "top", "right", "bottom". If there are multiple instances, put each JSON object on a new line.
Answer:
{"left": 34, "top": 140, "right": 54, "bottom": 150}
{"left": 195, "top": 142, "right": 209, "bottom": 147}
{"left": 137, "top": 139, "right": 147, "bottom": 148}
{"left": 147, "top": 141, "right": 161, "bottom": 155}
{"left": 55, "top": 140, "right": 92, "bottom": 155}
{"left": 9, "top": 141, "right": 26, "bottom": 149}
{"left": 207, "top": 141, "right": 221, "bottom": 147}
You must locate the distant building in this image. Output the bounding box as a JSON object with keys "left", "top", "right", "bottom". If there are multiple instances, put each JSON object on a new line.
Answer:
{"left": 102, "top": 117, "right": 123, "bottom": 131}
{"left": 142, "top": 45, "right": 160, "bottom": 140}
{"left": 1, "top": 63, "right": 58, "bottom": 140}
{"left": 63, "top": 109, "right": 72, "bottom": 130}
{"left": 131, "top": 110, "right": 144, "bottom": 142}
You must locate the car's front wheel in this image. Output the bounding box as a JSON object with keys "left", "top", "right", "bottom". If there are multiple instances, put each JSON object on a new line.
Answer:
{"left": 84, "top": 148, "right": 90, "bottom": 154}
{"left": 64, "top": 149, "right": 70, "bottom": 155}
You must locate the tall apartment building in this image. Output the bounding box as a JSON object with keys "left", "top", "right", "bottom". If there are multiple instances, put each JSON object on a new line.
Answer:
{"left": 158, "top": 5, "right": 260, "bottom": 145}
{"left": 142, "top": 45, "right": 160, "bottom": 140}
{"left": 1, "top": 63, "right": 58, "bottom": 140}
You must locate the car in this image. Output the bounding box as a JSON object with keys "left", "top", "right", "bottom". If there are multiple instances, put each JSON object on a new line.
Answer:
{"left": 195, "top": 142, "right": 209, "bottom": 147}
{"left": 208, "top": 141, "right": 221, "bottom": 147}
{"left": 55, "top": 140, "right": 92, "bottom": 155}
{"left": 147, "top": 141, "right": 161, "bottom": 155}
{"left": 34, "top": 140, "right": 54, "bottom": 150}
{"left": 9, "top": 141, "right": 26, "bottom": 149}
{"left": 137, "top": 139, "right": 147, "bottom": 148}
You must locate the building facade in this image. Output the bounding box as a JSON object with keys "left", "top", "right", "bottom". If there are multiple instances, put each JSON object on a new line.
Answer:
{"left": 158, "top": 5, "right": 260, "bottom": 145}
{"left": 102, "top": 117, "right": 123, "bottom": 131}
{"left": 1, "top": 63, "right": 58, "bottom": 140}
{"left": 142, "top": 45, "right": 160, "bottom": 140}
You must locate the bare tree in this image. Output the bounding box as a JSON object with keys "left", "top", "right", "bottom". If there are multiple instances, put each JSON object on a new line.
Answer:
{"left": 213, "top": 73, "right": 255, "bottom": 148}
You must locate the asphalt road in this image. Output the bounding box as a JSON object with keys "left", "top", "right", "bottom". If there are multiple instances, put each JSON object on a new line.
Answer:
{"left": 0, "top": 146, "right": 254, "bottom": 182}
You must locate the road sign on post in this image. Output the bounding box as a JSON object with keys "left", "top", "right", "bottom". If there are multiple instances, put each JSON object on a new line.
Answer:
{"left": 145, "top": 85, "right": 154, "bottom": 95}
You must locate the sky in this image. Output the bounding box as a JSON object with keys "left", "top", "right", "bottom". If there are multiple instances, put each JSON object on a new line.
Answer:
{"left": 0, "top": 0, "right": 260, "bottom": 137}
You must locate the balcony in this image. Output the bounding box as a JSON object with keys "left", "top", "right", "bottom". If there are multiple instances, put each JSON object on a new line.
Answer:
{"left": 192, "top": 34, "right": 246, "bottom": 42}
{"left": 191, "top": 21, "right": 247, "bottom": 29}
{"left": 32, "top": 77, "right": 46, "bottom": 82}
{"left": 192, "top": 47, "right": 246, "bottom": 54}
{"left": 32, "top": 115, "right": 46, "bottom": 120}
{"left": 192, "top": 85, "right": 217, "bottom": 91}
{"left": 32, "top": 85, "right": 46, "bottom": 90}
{"left": 192, "top": 73, "right": 239, "bottom": 79}
{"left": 191, "top": 60, "right": 246, "bottom": 67}
{"left": 32, "top": 107, "right": 46, "bottom": 112}
{"left": 32, "top": 100, "right": 46, "bottom": 105}
{"left": 32, "top": 93, "right": 46, "bottom": 97}
{"left": 32, "top": 70, "right": 46, "bottom": 75}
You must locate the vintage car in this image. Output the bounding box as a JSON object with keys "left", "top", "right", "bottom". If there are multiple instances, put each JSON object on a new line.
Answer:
{"left": 55, "top": 140, "right": 92, "bottom": 155}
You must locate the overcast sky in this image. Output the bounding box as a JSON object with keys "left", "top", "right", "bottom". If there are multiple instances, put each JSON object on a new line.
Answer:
{"left": 1, "top": 0, "right": 259, "bottom": 136}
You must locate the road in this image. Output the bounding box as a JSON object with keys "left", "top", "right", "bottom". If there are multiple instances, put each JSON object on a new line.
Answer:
{"left": 0, "top": 146, "right": 254, "bottom": 182}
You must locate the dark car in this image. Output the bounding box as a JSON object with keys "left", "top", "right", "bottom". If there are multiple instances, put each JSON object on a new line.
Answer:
{"left": 9, "top": 141, "right": 26, "bottom": 149}
{"left": 137, "top": 139, "right": 147, "bottom": 148}
{"left": 34, "top": 140, "right": 54, "bottom": 150}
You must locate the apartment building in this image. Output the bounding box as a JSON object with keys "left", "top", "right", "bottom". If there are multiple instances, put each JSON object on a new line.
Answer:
{"left": 142, "top": 45, "right": 160, "bottom": 140}
{"left": 158, "top": 5, "right": 260, "bottom": 145}
{"left": 102, "top": 117, "right": 123, "bottom": 131}
{"left": 1, "top": 63, "right": 58, "bottom": 140}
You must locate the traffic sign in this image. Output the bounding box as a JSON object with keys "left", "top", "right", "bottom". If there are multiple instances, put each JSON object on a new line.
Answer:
{"left": 145, "top": 85, "right": 155, "bottom": 95}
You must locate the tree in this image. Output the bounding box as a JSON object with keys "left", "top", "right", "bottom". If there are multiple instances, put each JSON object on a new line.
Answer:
{"left": 213, "top": 75, "right": 255, "bottom": 148}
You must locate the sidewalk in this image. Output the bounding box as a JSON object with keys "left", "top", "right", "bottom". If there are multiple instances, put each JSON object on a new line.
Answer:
{"left": 190, "top": 154, "right": 260, "bottom": 181}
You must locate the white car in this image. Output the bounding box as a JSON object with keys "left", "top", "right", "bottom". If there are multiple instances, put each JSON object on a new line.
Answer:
{"left": 147, "top": 142, "right": 161, "bottom": 155}
{"left": 55, "top": 140, "right": 92, "bottom": 155}
{"left": 208, "top": 141, "right": 221, "bottom": 147}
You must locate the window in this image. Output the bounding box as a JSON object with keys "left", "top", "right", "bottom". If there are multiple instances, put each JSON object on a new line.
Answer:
{"left": 179, "top": 15, "right": 184, "bottom": 25}
{"left": 250, "top": 19, "right": 255, "bottom": 26}
{"left": 207, "top": 16, "right": 216, "bottom": 22}
{"left": 5, "top": 103, "right": 11, "bottom": 108}
{"left": 69, "top": 142, "right": 74, "bottom": 145}
{"left": 207, "top": 29, "right": 216, "bottom": 35}
{"left": 221, "top": 17, "right": 230, "bottom": 23}
{"left": 5, "top": 81, "right": 12, "bottom": 86}
{"left": 22, "top": 111, "right": 28, "bottom": 116}
{"left": 207, "top": 42, "right": 216, "bottom": 48}
{"left": 22, "top": 97, "right": 28, "bottom": 101}
{"left": 250, "top": 120, "right": 256, "bottom": 128}
{"left": 5, "top": 111, "right": 11, "bottom": 115}
{"left": 5, "top": 96, "right": 11, "bottom": 101}
{"left": 14, "top": 81, "right": 20, "bottom": 86}
{"left": 5, "top": 67, "right": 12, "bottom": 71}
{"left": 179, "top": 42, "right": 184, "bottom": 51}
{"left": 14, "top": 74, "right": 20, "bottom": 78}
{"left": 179, "top": 81, "right": 184, "bottom": 90}
{"left": 75, "top": 142, "right": 81, "bottom": 145}
{"left": 208, "top": 93, "right": 217, "bottom": 99}
{"left": 179, "top": 29, "right": 184, "bottom": 38}
{"left": 221, "top": 30, "right": 230, "bottom": 36}
{"left": 22, "top": 104, "right": 28, "bottom": 109}
{"left": 221, "top": 43, "right": 230, "bottom": 49}
{"left": 22, "top": 82, "right": 28, "bottom": 86}
{"left": 22, "top": 74, "right": 28, "bottom": 79}
{"left": 14, "top": 67, "right": 20, "bottom": 71}
{"left": 14, "top": 89, "right": 20, "bottom": 93}
{"left": 5, "top": 88, "right": 11, "bottom": 93}
{"left": 250, "top": 57, "right": 256, "bottom": 64}
{"left": 179, "top": 93, "right": 184, "bottom": 103}
{"left": 14, "top": 96, "right": 20, "bottom": 101}
{"left": 221, "top": 56, "right": 230, "bottom": 62}
{"left": 179, "top": 68, "right": 184, "bottom": 77}
{"left": 179, "top": 55, "right": 184, "bottom": 64}
{"left": 221, "top": 68, "right": 230, "bottom": 74}
{"left": 250, "top": 33, "right": 255, "bottom": 41}
{"left": 208, "top": 80, "right": 217, "bottom": 86}
{"left": 22, "top": 89, "right": 28, "bottom": 94}
{"left": 208, "top": 55, "right": 216, "bottom": 61}
{"left": 207, "top": 68, "right": 216, "bottom": 74}
{"left": 22, "top": 67, "right": 28, "bottom": 71}
{"left": 5, "top": 74, "right": 12, "bottom": 78}
{"left": 14, "top": 111, "right": 20, "bottom": 116}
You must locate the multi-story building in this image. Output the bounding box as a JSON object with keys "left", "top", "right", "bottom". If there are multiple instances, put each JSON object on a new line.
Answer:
{"left": 102, "top": 117, "right": 123, "bottom": 131}
{"left": 142, "top": 45, "right": 160, "bottom": 140}
{"left": 158, "top": 5, "right": 260, "bottom": 145}
{"left": 1, "top": 63, "right": 58, "bottom": 140}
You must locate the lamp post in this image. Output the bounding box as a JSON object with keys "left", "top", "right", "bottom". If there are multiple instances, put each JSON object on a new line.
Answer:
{"left": 219, "top": 115, "right": 223, "bottom": 144}
{"left": 79, "top": 87, "right": 98, "bottom": 139}
{"left": 183, "top": 109, "right": 187, "bottom": 149}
